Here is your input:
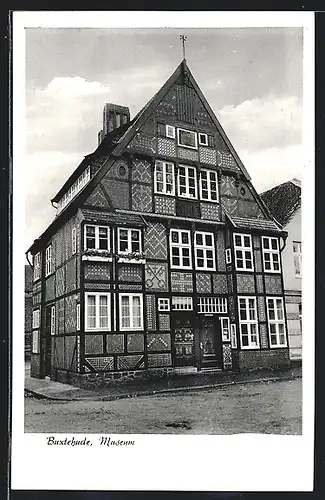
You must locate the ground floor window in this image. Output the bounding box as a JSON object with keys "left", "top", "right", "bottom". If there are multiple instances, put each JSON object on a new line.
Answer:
{"left": 197, "top": 297, "right": 227, "bottom": 314}
{"left": 85, "top": 293, "right": 111, "bottom": 331}
{"left": 119, "top": 294, "right": 143, "bottom": 331}
{"left": 172, "top": 296, "right": 193, "bottom": 310}
{"left": 238, "top": 296, "right": 259, "bottom": 349}
{"left": 32, "top": 330, "right": 40, "bottom": 354}
{"left": 266, "top": 297, "right": 287, "bottom": 347}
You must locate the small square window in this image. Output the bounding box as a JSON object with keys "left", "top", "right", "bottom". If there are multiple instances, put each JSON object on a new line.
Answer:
{"left": 158, "top": 298, "right": 170, "bottom": 311}
{"left": 198, "top": 133, "right": 208, "bottom": 146}
{"left": 166, "top": 125, "right": 176, "bottom": 139}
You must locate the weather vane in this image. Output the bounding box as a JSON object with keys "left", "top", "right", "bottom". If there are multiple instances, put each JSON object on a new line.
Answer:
{"left": 180, "top": 34, "right": 187, "bottom": 60}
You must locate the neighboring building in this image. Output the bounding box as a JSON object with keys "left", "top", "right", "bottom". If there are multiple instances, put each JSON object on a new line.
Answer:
{"left": 25, "top": 264, "right": 33, "bottom": 358}
{"left": 26, "top": 59, "right": 291, "bottom": 387}
{"left": 261, "top": 179, "right": 302, "bottom": 361}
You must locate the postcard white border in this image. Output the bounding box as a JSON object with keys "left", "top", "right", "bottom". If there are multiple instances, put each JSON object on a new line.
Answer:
{"left": 12, "top": 11, "right": 315, "bottom": 492}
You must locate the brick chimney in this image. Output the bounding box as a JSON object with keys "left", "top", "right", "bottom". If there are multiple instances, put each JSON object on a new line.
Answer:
{"left": 98, "top": 103, "right": 130, "bottom": 145}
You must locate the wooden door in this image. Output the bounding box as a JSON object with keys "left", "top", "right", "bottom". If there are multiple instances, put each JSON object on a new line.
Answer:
{"left": 199, "top": 317, "right": 222, "bottom": 368}
{"left": 172, "top": 315, "right": 195, "bottom": 367}
{"left": 45, "top": 306, "right": 52, "bottom": 377}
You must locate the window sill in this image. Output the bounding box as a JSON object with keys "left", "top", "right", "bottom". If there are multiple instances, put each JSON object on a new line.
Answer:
{"left": 120, "top": 327, "right": 144, "bottom": 332}
{"left": 269, "top": 344, "right": 288, "bottom": 349}
{"left": 85, "top": 328, "right": 112, "bottom": 332}
{"left": 178, "top": 143, "right": 198, "bottom": 150}
{"left": 240, "top": 346, "right": 261, "bottom": 350}
{"left": 82, "top": 255, "right": 113, "bottom": 262}
{"left": 117, "top": 256, "right": 146, "bottom": 264}
{"left": 154, "top": 192, "right": 175, "bottom": 197}
{"left": 235, "top": 267, "right": 255, "bottom": 272}
{"left": 263, "top": 270, "right": 281, "bottom": 274}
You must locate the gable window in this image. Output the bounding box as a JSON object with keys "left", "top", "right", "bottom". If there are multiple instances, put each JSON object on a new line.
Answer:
{"left": 178, "top": 165, "right": 197, "bottom": 199}
{"left": 72, "top": 227, "right": 77, "bottom": 255}
{"left": 238, "top": 296, "right": 259, "bottom": 349}
{"left": 85, "top": 292, "right": 111, "bottom": 331}
{"left": 266, "top": 297, "right": 287, "bottom": 347}
{"left": 199, "top": 169, "right": 219, "bottom": 202}
{"left": 84, "top": 225, "right": 110, "bottom": 251}
{"left": 45, "top": 245, "right": 52, "bottom": 277}
{"left": 166, "top": 125, "right": 176, "bottom": 139}
{"left": 262, "top": 237, "right": 280, "bottom": 273}
{"left": 293, "top": 241, "right": 302, "bottom": 277}
{"left": 50, "top": 306, "right": 56, "bottom": 335}
{"left": 172, "top": 296, "right": 193, "bottom": 310}
{"left": 170, "top": 229, "right": 192, "bottom": 269}
{"left": 119, "top": 293, "right": 143, "bottom": 331}
{"left": 198, "top": 133, "right": 208, "bottom": 146}
{"left": 194, "top": 231, "right": 216, "bottom": 270}
{"left": 154, "top": 160, "right": 175, "bottom": 196}
{"left": 197, "top": 297, "right": 227, "bottom": 314}
{"left": 118, "top": 228, "right": 141, "bottom": 255}
{"left": 233, "top": 234, "right": 253, "bottom": 271}
{"left": 177, "top": 128, "right": 197, "bottom": 149}
{"left": 33, "top": 252, "right": 41, "bottom": 281}
{"left": 158, "top": 298, "right": 170, "bottom": 311}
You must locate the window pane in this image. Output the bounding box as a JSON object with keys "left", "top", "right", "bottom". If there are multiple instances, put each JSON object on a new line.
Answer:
{"left": 87, "top": 296, "right": 96, "bottom": 328}
{"left": 132, "top": 296, "right": 141, "bottom": 328}
{"left": 121, "top": 296, "right": 130, "bottom": 328}
{"left": 99, "top": 295, "right": 109, "bottom": 328}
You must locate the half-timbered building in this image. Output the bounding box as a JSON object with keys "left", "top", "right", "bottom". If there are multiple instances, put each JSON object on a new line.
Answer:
{"left": 26, "top": 60, "right": 290, "bottom": 386}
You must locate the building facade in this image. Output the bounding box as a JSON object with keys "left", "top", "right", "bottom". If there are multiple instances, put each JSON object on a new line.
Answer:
{"left": 261, "top": 179, "right": 302, "bottom": 361}
{"left": 27, "top": 60, "right": 291, "bottom": 387}
{"left": 25, "top": 264, "right": 33, "bottom": 358}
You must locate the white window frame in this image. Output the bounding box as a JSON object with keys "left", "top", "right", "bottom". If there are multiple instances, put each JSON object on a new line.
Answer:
{"left": 198, "top": 133, "right": 208, "bottom": 146}
{"left": 57, "top": 166, "right": 91, "bottom": 214}
{"left": 45, "top": 245, "right": 52, "bottom": 277}
{"left": 238, "top": 296, "right": 260, "bottom": 349}
{"left": 293, "top": 241, "right": 302, "bottom": 278}
{"left": 154, "top": 160, "right": 175, "bottom": 196}
{"left": 194, "top": 231, "right": 216, "bottom": 271}
{"left": 84, "top": 225, "right": 110, "bottom": 252}
{"left": 158, "top": 298, "right": 170, "bottom": 311}
{"left": 197, "top": 297, "right": 227, "bottom": 314}
{"left": 85, "top": 292, "right": 111, "bottom": 332}
{"left": 225, "top": 248, "right": 232, "bottom": 265}
{"left": 199, "top": 168, "right": 219, "bottom": 203}
{"left": 117, "top": 227, "right": 142, "bottom": 255}
{"left": 166, "top": 125, "right": 176, "bottom": 139}
{"left": 231, "top": 324, "right": 237, "bottom": 348}
{"left": 220, "top": 317, "right": 230, "bottom": 342}
{"left": 172, "top": 296, "right": 193, "bottom": 311}
{"left": 50, "top": 306, "right": 55, "bottom": 336}
{"left": 233, "top": 233, "right": 254, "bottom": 271}
{"left": 170, "top": 229, "right": 192, "bottom": 269}
{"left": 177, "top": 164, "right": 198, "bottom": 199}
{"left": 33, "top": 252, "right": 41, "bottom": 281}
{"left": 119, "top": 293, "right": 144, "bottom": 331}
{"left": 32, "top": 330, "right": 40, "bottom": 354}
{"left": 32, "top": 308, "right": 40, "bottom": 329}
{"left": 266, "top": 297, "right": 287, "bottom": 348}
{"left": 262, "top": 236, "right": 281, "bottom": 273}
{"left": 72, "top": 227, "right": 77, "bottom": 255}
{"left": 177, "top": 128, "right": 198, "bottom": 149}
{"left": 76, "top": 304, "right": 80, "bottom": 331}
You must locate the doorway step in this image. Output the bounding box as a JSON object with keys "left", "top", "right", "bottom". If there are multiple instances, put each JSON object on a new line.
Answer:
{"left": 201, "top": 354, "right": 222, "bottom": 370}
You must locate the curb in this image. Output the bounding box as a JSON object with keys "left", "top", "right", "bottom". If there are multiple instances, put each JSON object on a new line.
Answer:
{"left": 25, "top": 373, "right": 302, "bottom": 403}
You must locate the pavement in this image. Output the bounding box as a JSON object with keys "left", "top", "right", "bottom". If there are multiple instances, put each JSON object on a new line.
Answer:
{"left": 25, "top": 360, "right": 302, "bottom": 402}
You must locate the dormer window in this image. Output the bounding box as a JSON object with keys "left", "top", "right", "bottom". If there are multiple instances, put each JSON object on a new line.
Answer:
{"left": 84, "top": 225, "right": 110, "bottom": 251}
{"left": 198, "top": 133, "right": 208, "bottom": 146}
{"left": 177, "top": 128, "right": 197, "bottom": 149}
{"left": 118, "top": 228, "right": 142, "bottom": 255}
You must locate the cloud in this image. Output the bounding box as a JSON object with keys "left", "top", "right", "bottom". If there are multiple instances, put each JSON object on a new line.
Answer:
{"left": 45, "top": 76, "right": 110, "bottom": 98}
{"left": 218, "top": 95, "right": 302, "bottom": 151}
{"left": 25, "top": 150, "right": 83, "bottom": 249}
{"left": 239, "top": 145, "right": 303, "bottom": 193}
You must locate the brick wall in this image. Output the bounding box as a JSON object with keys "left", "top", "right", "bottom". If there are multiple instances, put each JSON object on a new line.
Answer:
{"left": 238, "top": 349, "right": 290, "bottom": 371}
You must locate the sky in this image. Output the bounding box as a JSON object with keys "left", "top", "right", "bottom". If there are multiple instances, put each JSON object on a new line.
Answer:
{"left": 25, "top": 27, "right": 303, "bottom": 249}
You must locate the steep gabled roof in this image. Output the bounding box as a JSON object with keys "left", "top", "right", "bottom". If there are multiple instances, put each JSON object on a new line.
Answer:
{"left": 260, "top": 179, "right": 301, "bottom": 227}
{"left": 28, "top": 59, "right": 264, "bottom": 254}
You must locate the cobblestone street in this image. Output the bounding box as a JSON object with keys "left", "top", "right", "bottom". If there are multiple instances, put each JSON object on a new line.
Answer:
{"left": 25, "top": 377, "right": 302, "bottom": 434}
